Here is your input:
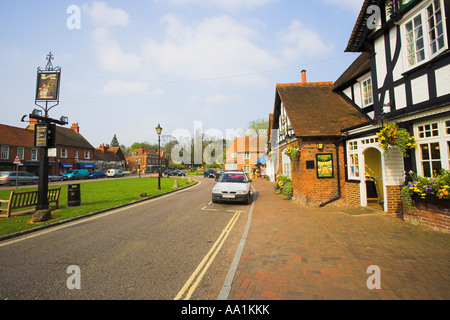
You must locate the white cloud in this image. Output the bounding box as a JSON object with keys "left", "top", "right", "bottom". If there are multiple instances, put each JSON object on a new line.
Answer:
{"left": 91, "top": 27, "right": 143, "bottom": 73}
{"left": 83, "top": 2, "right": 141, "bottom": 73}
{"left": 278, "top": 20, "right": 333, "bottom": 60}
{"left": 155, "top": 0, "right": 277, "bottom": 11}
{"left": 83, "top": 1, "right": 130, "bottom": 27}
{"left": 102, "top": 80, "right": 149, "bottom": 95}
{"left": 141, "top": 15, "right": 279, "bottom": 83}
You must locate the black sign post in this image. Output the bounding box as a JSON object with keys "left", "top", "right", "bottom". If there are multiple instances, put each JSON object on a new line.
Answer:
{"left": 32, "top": 53, "right": 67, "bottom": 212}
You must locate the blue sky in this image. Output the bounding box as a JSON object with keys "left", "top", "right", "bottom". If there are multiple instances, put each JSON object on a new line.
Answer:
{"left": 0, "top": 0, "right": 364, "bottom": 148}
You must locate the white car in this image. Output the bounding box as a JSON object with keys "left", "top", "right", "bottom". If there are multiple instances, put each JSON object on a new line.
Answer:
{"left": 212, "top": 171, "right": 252, "bottom": 204}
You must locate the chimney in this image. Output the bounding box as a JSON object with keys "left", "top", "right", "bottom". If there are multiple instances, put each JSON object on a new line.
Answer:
{"left": 100, "top": 144, "right": 109, "bottom": 153}
{"left": 301, "top": 70, "right": 307, "bottom": 83}
{"left": 71, "top": 123, "right": 80, "bottom": 134}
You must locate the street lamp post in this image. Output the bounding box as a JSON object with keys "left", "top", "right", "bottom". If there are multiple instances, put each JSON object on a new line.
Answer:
{"left": 155, "top": 124, "right": 163, "bottom": 190}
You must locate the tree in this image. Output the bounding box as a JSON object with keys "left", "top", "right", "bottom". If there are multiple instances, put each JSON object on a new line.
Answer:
{"left": 238, "top": 118, "right": 269, "bottom": 137}
{"left": 248, "top": 118, "right": 269, "bottom": 137}
{"left": 110, "top": 134, "right": 120, "bottom": 147}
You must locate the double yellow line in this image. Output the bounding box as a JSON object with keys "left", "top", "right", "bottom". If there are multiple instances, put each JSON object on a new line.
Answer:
{"left": 174, "top": 211, "right": 242, "bottom": 300}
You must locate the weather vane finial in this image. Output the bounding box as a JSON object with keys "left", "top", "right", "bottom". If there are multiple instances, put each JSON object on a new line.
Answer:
{"left": 45, "top": 52, "right": 54, "bottom": 71}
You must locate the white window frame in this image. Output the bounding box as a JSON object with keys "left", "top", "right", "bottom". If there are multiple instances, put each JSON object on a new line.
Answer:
{"left": 243, "top": 152, "right": 250, "bottom": 160}
{"left": 1, "top": 146, "right": 9, "bottom": 160}
{"left": 84, "top": 151, "right": 90, "bottom": 160}
{"left": 31, "top": 148, "right": 38, "bottom": 161}
{"left": 347, "top": 141, "right": 360, "bottom": 179}
{"left": 61, "top": 149, "right": 68, "bottom": 159}
{"left": 414, "top": 118, "right": 450, "bottom": 177}
{"left": 243, "top": 165, "right": 251, "bottom": 174}
{"left": 282, "top": 149, "right": 292, "bottom": 179}
{"left": 17, "top": 147, "right": 24, "bottom": 160}
{"left": 361, "top": 76, "right": 374, "bottom": 107}
{"left": 401, "top": 0, "right": 448, "bottom": 71}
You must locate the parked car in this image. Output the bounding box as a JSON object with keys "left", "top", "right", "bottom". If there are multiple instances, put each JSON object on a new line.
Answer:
{"left": 62, "top": 169, "right": 90, "bottom": 181}
{"left": 212, "top": 171, "right": 252, "bottom": 204}
{"left": 215, "top": 170, "right": 224, "bottom": 180}
{"left": 0, "top": 171, "right": 39, "bottom": 186}
{"left": 48, "top": 175, "right": 64, "bottom": 182}
{"left": 204, "top": 168, "right": 216, "bottom": 178}
{"left": 107, "top": 169, "right": 125, "bottom": 178}
{"left": 164, "top": 169, "right": 173, "bottom": 176}
{"left": 89, "top": 171, "right": 106, "bottom": 179}
{"left": 173, "top": 170, "right": 185, "bottom": 176}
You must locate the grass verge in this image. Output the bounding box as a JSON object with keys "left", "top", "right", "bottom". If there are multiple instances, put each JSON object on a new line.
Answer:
{"left": 0, "top": 177, "right": 195, "bottom": 238}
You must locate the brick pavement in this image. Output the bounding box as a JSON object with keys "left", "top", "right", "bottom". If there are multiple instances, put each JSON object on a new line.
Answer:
{"left": 227, "top": 179, "right": 450, "bottom": 300}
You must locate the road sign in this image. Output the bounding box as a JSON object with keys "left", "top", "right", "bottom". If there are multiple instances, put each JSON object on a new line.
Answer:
{"left": 14, "top": 155, "right": 21, "bottom": 165}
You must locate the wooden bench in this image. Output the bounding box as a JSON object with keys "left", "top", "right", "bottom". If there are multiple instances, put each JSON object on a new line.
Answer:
{"left": 0, "top": 187, "right": 61, "bottom": 218}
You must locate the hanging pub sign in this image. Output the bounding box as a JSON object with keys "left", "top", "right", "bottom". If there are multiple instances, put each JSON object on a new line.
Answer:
{"left": 316, "top": 153, "right": 334, "bottom": 179}
{"left": 35, "top": 124, "right": 48, "bottom": 147}
{"left": 34, "top": 123, "right": 56, "bottom": 148}
{"left": 35, "top": 71, "right": 61, "bottom": 101}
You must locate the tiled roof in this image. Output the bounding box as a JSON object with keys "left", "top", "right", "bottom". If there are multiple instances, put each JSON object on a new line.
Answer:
{"left": 56, "top": 126, "right": 95, "bottom": 150}
{"left": 333, "top": 52, "right": 371, "bottom": 90}
{"left": 0, "top": 124, "right": 35, "bottom": 147}
{"left": 94, "top": 149, "right": 123, "bottom": 161}
{"left": 275, "top": 82, "right": 369, "bottom": 137}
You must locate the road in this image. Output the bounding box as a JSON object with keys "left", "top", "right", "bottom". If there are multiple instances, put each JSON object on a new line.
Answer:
{"left": 0, "top": 177, "right": 252, "bottom": 300}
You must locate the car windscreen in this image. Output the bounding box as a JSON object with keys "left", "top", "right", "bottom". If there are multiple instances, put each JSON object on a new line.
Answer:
{"left": 219, "top": 174, "right": 246, "bottom": 183}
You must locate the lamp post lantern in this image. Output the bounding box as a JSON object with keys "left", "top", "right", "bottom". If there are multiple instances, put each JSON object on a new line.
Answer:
{"left": 155, "top": 124, "right": 163, "bottom": 190}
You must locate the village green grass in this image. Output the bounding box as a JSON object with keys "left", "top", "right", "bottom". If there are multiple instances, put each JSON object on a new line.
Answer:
{"left": 0, "top": 177, "right": 194, "bottom": 237}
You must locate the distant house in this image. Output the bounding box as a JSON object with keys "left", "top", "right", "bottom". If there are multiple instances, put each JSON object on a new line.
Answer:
{"left": 53, "top": 123, "right": 96, "bottom": 174}
{"left": 226, "top": 135, "right": 267, "bottom": 177}
{"left": 94, "top": 144, "right": 126, "bottom": 171}
{"left": 1, "top": 122, "right": 96, "bottom": 176}
{"left": 0, "top": 124, "right": 39, "bottom": 174}
{"left": 125, "top": 147, "right": 167, "bottom": 173}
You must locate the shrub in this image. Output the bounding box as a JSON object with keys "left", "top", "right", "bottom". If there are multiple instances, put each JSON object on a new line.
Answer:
{"left": 282, "top": 181, "right": 293, "bottom": 200}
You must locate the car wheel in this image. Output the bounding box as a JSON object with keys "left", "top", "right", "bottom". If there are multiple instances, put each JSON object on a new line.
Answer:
{"left": 245, "top": 194, "right": 251, "bottom": 205}
{"left": 212, "top": 197, "right": 218, "bottom": 203}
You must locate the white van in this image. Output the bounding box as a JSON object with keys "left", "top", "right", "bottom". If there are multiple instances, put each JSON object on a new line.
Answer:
{"left": 106, "top": 169, "right": 125, "bottom": 178}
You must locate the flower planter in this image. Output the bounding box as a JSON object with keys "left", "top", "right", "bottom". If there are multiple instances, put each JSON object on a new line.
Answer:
{"left": 403, "top": 196, "right": 450, "bottom": 233}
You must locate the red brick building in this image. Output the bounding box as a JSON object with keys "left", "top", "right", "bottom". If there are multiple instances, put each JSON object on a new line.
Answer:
{"left": 125, "top": 147, "right": 167, "bottom": 173}
{"left": 1, "top": 122, "right": 95, "bottom": 176}
{"left": 94, "top": 144, "right": 126, "bottom": 171}
{"left": 225, "top": 135, "right": 267, "bottom": 177}
{"left": 269, "top": 71, "right": 368, "bottom": 206}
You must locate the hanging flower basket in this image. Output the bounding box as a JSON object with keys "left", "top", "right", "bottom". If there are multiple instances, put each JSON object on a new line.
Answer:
{"left": 286, "top": 146, "right": 300, "bottom": 161}
{"left": 376, "top": 123, "right": 417, "bottom": 159}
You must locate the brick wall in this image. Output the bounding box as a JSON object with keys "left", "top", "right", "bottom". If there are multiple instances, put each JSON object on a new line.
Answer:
{"left": 346, "top": 181, "right": 361, "bottom": 207}
{"left": 385, "top": 185, "right": 402, "bottom": 217}
{"left": 276, "top": 139, "right": 346, "bottom": 206}
{"left": 403, "top": 201, "right": 450, "bottom": 233}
